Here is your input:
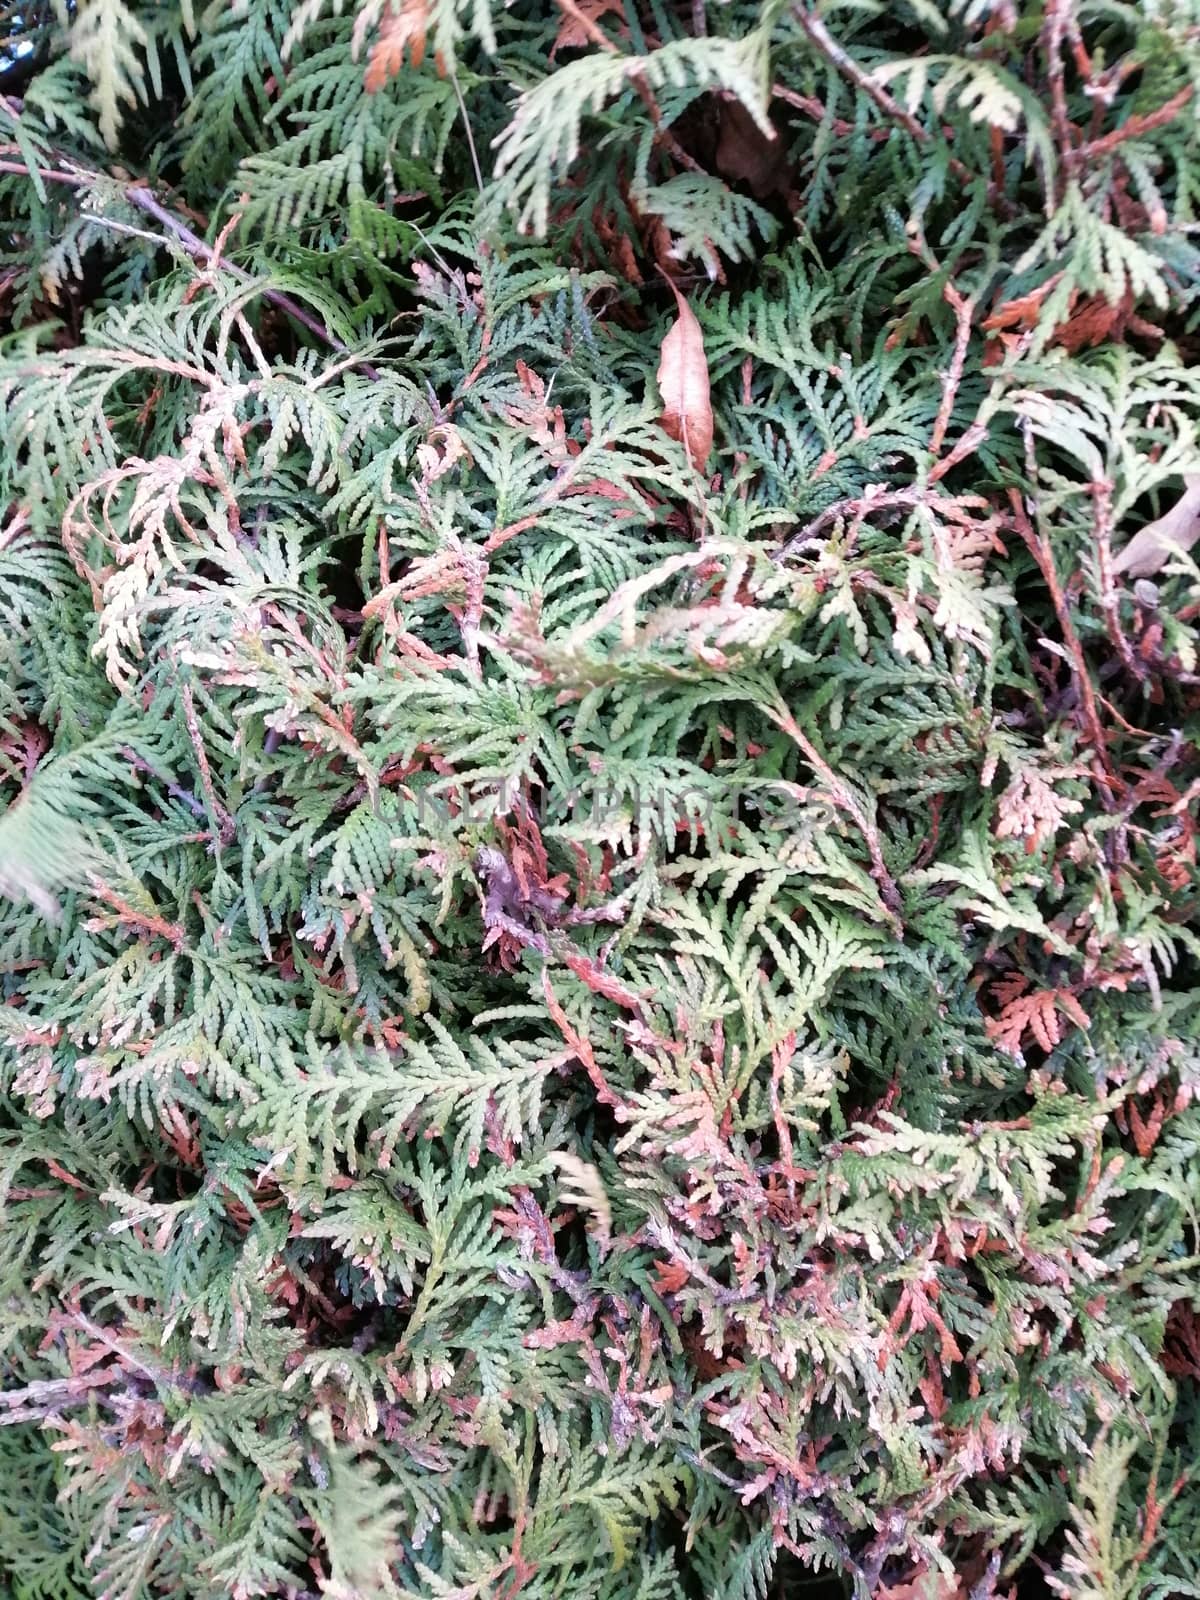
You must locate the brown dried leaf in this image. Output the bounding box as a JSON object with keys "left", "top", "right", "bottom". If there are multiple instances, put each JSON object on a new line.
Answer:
{"left": 364, "top": 0, "right": 432, "bottom": 92}
{"left": 877, "top": 1571, "right": 961, "bottom": 1600}
{"left": 984, "top": 987, "right": 1089, "bottom": 1057}
{"left": 657, "top": 280, "right": 712, "bottom": 472}
{"left": 1054, "top": 292, "right": 1124, "bottom": 354}
{"left": 1113, "top": 473, "right": 1200, "bottom": 578}
{"left": 982, "top": 276, "right": 1061, "bottom": 332}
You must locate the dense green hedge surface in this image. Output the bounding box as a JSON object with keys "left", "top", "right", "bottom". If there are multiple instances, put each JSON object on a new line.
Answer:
{"left": 1, "top": 3, "right": 1198, "bottom": 1598}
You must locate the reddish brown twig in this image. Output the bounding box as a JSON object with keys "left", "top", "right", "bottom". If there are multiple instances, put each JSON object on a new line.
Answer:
{"left": 0, "top": 155, "right": 88, "bottom": 185}
{"left": 780, "top": 20, "right": 987, "bottom": 212}
{"left": 1090, "top": 477, "right": 1143, "bottom": 683}
{"left": 930, "top": 283, "right": 976, "bottom": 458}
{"left": 771, "top": 83, "right": 861, "bottom": 140}
{"left": 771, "top": 81, "right": 992, "bottom": 202}
{"left": 542, "top": 970, "right": 627, "bottom": 1108}
{"left": 1082, "top": 84, "right": 1195, "bottom": 161}
{"left": 552, "top": 0, "right": 705, "bottom": 175}
{"left": 766, "top": 704, "right": 903, "bottom": 929}
{"left": 928, "top": 421, "right": 988, "bottom": 484}
{"left": 1042, "top": 0, "right": 1076, "bottom": 188}
{"left": 1007, "top": 490, "right": 1118, "bottom": 805}
{"left": 84, "top": 880, "right": 186, "bottom": 950}
{"left": 791, "top": 6, "right": 928, "bottom": 145}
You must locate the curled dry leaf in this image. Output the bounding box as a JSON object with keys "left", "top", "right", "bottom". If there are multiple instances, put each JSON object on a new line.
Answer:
{"left": 1113, "top": 473, "right": 1200, "bottom": 578}
{"left": 657, "top": 280, "right": 713, "bottom": 473}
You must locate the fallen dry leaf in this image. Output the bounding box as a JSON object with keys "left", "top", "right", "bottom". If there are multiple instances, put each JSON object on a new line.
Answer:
{"left": 657, "top": 279, "right": 713, "bottom": 472}
{"left": 1113, "top": 473, "right": 1200, "bottom": 578}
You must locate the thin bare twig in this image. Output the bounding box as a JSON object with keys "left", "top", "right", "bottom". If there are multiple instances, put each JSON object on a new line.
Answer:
{"left": 766, "top": 704, "right": 903, "bottom": 929}
{"left": 552, "top": 0, "right": 706, "bottom": 176}
{"left": 0, "top": 142, "right": 381, "bottom": 378}
{"left": 1041, "top": 0, "right": 1075, "bottom": 196}
{"left": 787, "top": 9, "right": 979, "bottom": 192}
{"left": 929, "top": 421, "right": 989, "bottom": 484}
{"left": 85, "top": 879, "right": 187, "bottom": 951}
{"left": 791, "top": 6, "right": 929, "bottom": 146}
{"left": 772, "top": 486, "right": 929, "bottom": 563}
{"left": 1090, "top": 478, "right": 1144, "bottom": 681}
{"left": 125, "top": 186, "right": 382, "bottom": 380}
{"left": 554, "top": 0, "right": 617, "bottom": 53}
{"left": 0, "top": 1365, "right": 122, "bottom": 1425}
{"left": 772, "top": 82, "right": 869, "bottom": 140}
{"left": 450, "top": 70, "right": 485, "bottom": 194}
{"left": 0, "top": 155, "right": 88, "bottom": 184}
{"left": 1008, "top": 488, "right": 1118, "bottom": 806}
{"left": 75, "top": 1315, "right": 168, "bottom": 1383}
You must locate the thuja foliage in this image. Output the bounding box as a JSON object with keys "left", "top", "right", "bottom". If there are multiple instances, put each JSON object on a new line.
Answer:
{"left": 1, "top": 1, "right": 1200, "bottom": 1596}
